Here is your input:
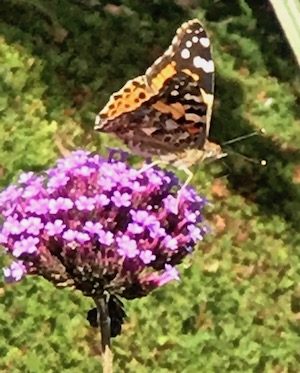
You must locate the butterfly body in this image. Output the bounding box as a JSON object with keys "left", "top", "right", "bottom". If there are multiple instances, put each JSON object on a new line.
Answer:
{"left": 95, "top": 19, "right": 225, "bottom": 168}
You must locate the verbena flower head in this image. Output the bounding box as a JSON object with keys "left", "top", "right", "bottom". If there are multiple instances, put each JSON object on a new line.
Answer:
{"left": 0, "top": 150, "right": 208, "bottom": 299}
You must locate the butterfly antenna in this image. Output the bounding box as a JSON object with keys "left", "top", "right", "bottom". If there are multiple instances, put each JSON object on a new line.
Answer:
{"left": 225, "top": 149, "right": 267, "bottom": 166}
{"left": 222, "top": 128, "right": 266, "bottom": 146}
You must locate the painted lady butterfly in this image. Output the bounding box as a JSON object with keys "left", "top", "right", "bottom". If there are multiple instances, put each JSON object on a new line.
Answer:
{"left": 95, "top": 19, "right": 226, "bottom": 169}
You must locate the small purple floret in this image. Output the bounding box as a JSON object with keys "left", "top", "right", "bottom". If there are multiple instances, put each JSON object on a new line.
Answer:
{"left": 187, "top": 225, "right": 203, "bottom": 242}
{"left": 164, "top": 236, "right": 178, "bottom": 251}
{"left": 117, "top": 235, "right": 139, "bottom": 258}
{"left": 95, "top": 194, "right": 110, "bottom": 207}
{"left": 111, "top": 191, "right": 131, "bottom": 207}
{"left": 62, "top": 229, "right": 78, "bottom": 242}
{"left": 47, "top": 172, "right": 70, "bottom": 190}
{"left": 75, "top": 196, "right": 96, "bottom": 211}
{"left": 140, "top": 250, "right": 156, "bottom": 264}
{"left": 49, "top": 197, "right": 73, "bottom": 214}
{"left": 163, "top": 195, "right": 179, "bottom": 214}
{"left": 98, "top": 230, "right": 114, "bottom": 246}
{"left": 12, "top": 236, "right": 39, "bottom": 257}
{"left": 84, "top": 221, "right": 103, "bottom": 235}
{"left": 4, "top": 261, "right": 27, "bottom": 282}
{"left": 45, "top": 219, "right": 66, "bottom": 236}
{"left": 18, "top": 172, "right": 34, "bottom": 184}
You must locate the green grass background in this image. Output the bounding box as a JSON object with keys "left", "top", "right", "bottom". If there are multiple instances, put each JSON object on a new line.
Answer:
{"left": 0, "top": 0, "right": 300, "bottom": 372}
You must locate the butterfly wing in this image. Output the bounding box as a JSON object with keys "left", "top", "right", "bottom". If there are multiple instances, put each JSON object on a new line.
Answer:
{"left": 146, "top": 19, "right": 214, "bottom": 136}
{"left": 95, "top": 19, "right": 215, "bottom": 156}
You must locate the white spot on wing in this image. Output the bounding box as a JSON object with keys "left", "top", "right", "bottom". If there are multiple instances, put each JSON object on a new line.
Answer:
{"left": 199, "top": 37, "right": 210, "bottom": 47}
{"left": 193, "top": 56, "right": 214, "bottom": 72}
{"left": 171, "top": 90, "right": 179, "bottom": 96}
{"left": 181, "top": 48, "right": 190, "bottom": 59}
{"left": 186, "top": 40, "right": 192, "bottom": 48}
{"left": 192, "top": 36, "right": 198, "bottom": 43}
{"left": 184, "top": 93, "right": 202, "bottom": 102}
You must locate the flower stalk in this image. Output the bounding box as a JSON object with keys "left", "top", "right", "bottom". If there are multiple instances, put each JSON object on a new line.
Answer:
{"left": 95, "top": 295, "right": 113, "bottom": 373}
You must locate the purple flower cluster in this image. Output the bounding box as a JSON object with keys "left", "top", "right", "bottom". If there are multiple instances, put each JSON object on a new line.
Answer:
{"left": 0, "top": 150, "right": 208, "bottom": 299}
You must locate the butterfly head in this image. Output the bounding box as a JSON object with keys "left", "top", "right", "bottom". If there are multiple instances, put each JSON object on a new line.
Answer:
{"left": 202, "top": 141, "right": 227, "bottom": 161}
{"left": 161, "top": 141, "right": 226, "bottom": 169}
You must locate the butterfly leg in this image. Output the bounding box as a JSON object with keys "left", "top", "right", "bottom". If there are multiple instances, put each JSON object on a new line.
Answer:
{"left": 137, "top": 160, "right": 168, "bottom": 174}
{"left": 139, "top": 161, "right": 194, "bottom": 214}
{"left": 175, "top": 166, "right": 194, "bottom": 212}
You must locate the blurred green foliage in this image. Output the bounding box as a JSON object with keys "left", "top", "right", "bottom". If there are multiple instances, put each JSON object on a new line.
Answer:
{"left": 0, "top": 0, "right": 300, "bottom": 372}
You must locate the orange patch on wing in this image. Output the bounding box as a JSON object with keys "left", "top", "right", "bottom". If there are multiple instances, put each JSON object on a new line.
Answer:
{"left": 152, "top": 101, "right": 185, "bottom": 120}
{"left": 100, "top": 76, "right": 153, "bottom": 120}
{"left": 182, "top": 68, "right": 200, "bottom": 81}
{"left": 186, "top": 126, "right": 201, "bottom": 135}
{"left": 170, "top": 102, "right": 185, "bottom": 118}
{"left": 152, "top": 101, "right": 170, "bottom": 113}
